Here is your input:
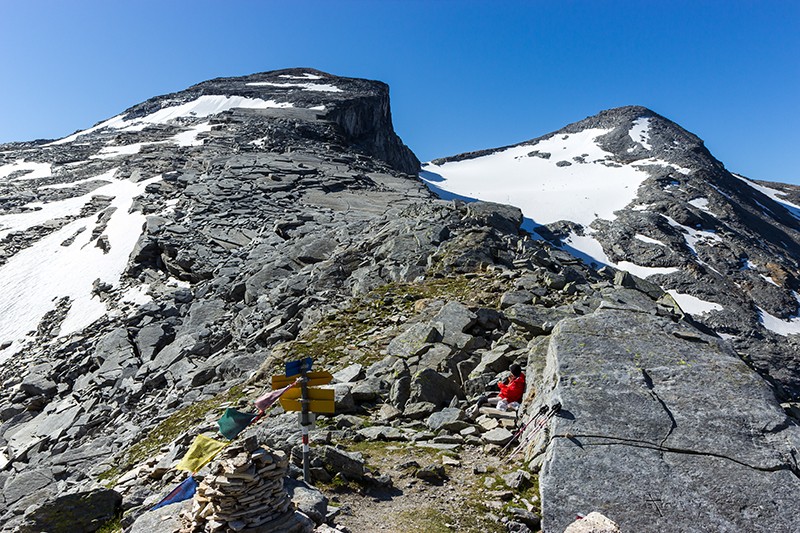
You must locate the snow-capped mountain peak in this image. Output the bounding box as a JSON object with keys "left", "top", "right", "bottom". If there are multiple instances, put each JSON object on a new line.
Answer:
{"left": 423, "top": 105, "right": 800, "bottom": 396}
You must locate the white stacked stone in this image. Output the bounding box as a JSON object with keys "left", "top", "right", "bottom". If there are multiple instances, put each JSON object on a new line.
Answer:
{"left": 181, "top": 440, "right": 296, "bottom": 533}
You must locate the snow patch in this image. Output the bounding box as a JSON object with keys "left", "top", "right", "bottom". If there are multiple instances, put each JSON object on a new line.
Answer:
{"left": 172, "top": 123, "right": 213, "bottom": 147}
{"left": 666, "top": 290, "right": 723, "bottom": 316}
{"left": 628, "top": 117, "right": 652, "bottom": 150}
{"left": 634, "top": 234, "right": 665, "bottom": 246}
{"left": 92, "top": 142, "right": 151, "bottom": 159}
{"left": 632, "top": 157, "right": 692, "bottom": 176}
{"left": 246, "top": 82, "right": 343, "bottom": 93}
{"left": 758, "top": 297, "right": 800, "bottom": 336}
{"left": 563, "top": 232, "right": 679, "bottom": 278}
{"left": 733, "top": 174, "right": 800, "bottom": 220}
{"left": 760, "top": 274, "right": 780, "bottom": 287}
{"left": 688, "top": 197, "right": 710, "bottom": 212}
{"left": 120, "top": 284, "right": 152, "bottom": 306}
{"left": 0, "top": 160, "right": 52, "bottom": 181}
{"left": 279, "top": 73, "right": 323, "bottom": 80}
{"left": 661, "top": 215, "right": 721, "bottom": 255}
{"left": 48, "top": 96, "right": 294, "bottom": 145}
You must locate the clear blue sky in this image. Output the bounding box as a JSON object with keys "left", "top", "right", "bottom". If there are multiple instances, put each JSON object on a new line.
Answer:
{"left": 1, "top": 1, "right": 798, "bottom": 183}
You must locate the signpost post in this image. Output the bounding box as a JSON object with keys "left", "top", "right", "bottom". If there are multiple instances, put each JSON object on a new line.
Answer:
{"left": 299, "top": 358, "right": 311, "bottom": 482}
{"left": 278, "top": 358, "right": 333, "bottom": 484}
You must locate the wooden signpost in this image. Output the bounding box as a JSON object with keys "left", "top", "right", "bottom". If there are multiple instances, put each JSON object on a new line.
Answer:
{"left": 274, "top": 358, "right": 334, "bottom": 483}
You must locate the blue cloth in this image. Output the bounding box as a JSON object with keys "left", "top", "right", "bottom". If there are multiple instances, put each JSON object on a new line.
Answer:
{"left": 152, "top": 475, "right": 197, "bottom": 510}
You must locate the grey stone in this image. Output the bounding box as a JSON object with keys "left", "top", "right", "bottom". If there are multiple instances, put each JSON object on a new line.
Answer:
{"left": 356, "top": 426, "right": 407, "bottom": 441}
{"left": 377, "top": 403, "right": 402, "bottom": 422}
{"left": 331, "top": 384, "right": 356, "bottom": 414}
{"left": 350, "top": 377, "right": 385, "bottom": 402}
{"left": 502, "top": 470, "right": 531, "bottom": 490}
{"left": 19, "top": 374, "right": 57, "bottom": 398}
{"left": 464, "top": 201, "right": 523, "bottom": 235}
{"left": 334, "top": 415, "right": 365, "bottom": 429}
{"left": 134, "top": 322, "right": 171, "bottom": 360}
{"left": 127, "top": 499, "right": 188, "bottom": 533}
{"left": 333, "top": 363, "right": 365, "bottom": 384}
{"left": 470, "top": 346, "right": 513, "bottom": 377}
{"left": 388, "top": 374, "right": 410, "bottom": 409}
{"left": 482, "top": 427, "right": 514, "bottom": 446}
{"left": 614, "top": 270, "right": 665, "bottom": 300}
{"left": 414, "top": 464, "right": 447, "bottom": 483}
{"left": 431, "top": 301, "right": 476, "bottom": 348}
{"left": 407, "top": 368, "right": 464, "bottom": 407}
{"left": 500, "top": 291, "right": 535, "bottom": 309}
{"left": 386, "top": 323, "right": 441, "bottom": 358}
{"left": 4, "top": 468, "right": 55, "bottom": 506}
{"left": 505, "top": 304, "right": 571, "bottom": 335}
{"left": 403, "top": 402, "right": 437, "bottom": 420}
{"left": 321, "top": 446, "right": 364, "bottom": 480}
{"left": 418, "top": 343, "right": 454, "bottom": 372}
{"left": 508, "top": 507, "right": 541, "bottom": 530}
{"left": 425, "top": 407, "right": 468, "bottom": 432}
{"left": 17, "top": 488, "right": 122, "bottom": 533}
{"left": 286, "top": 478, "right": 328, "bottom": 526}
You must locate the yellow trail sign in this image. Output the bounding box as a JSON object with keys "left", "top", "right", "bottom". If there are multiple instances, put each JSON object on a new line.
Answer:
{"left": 282, "top": 387, "right": 335, "bottom": 401}
{"left": 271, "top": 371, "right": 333, "bottom": 389}
{"left": 280, "top": 397, "right": 335, "bottom": 414}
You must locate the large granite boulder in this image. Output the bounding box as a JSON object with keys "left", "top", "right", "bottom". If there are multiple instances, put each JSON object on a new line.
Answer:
{"left": 533, "top": 307, "right": 800, "bottom": 533}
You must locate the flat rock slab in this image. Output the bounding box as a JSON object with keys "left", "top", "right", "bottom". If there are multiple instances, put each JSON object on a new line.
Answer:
{"left": 482, "top": 427, "right": 514, "bottom": 446}
{"left": 536, "top": 308, "right": 800, "bottom": 533}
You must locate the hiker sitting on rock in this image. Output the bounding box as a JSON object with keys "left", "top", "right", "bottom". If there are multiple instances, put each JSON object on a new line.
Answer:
{"left": 468, "top": 363, "right": 526, "bottom": 416}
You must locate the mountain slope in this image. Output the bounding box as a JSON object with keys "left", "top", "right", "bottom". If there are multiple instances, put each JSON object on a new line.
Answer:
{"left": 0, "top": 75, "right": 798, "bottom": 533}
{"left": 422, "top": 105, "right": 800, "bottom": 399}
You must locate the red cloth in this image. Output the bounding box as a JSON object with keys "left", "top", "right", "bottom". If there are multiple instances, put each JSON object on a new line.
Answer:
{"left": 498, "top": 373, "right": 526, "bottom": 403}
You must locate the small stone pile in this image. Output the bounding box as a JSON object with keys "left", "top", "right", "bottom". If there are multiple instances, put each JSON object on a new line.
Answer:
{"left": 181, "top": 438, "right": 307, "bottom": 533}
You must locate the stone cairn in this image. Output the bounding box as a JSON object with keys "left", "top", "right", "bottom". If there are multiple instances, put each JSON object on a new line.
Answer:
{"left": 181, "top": 437, "right": 307, "bottom": 533}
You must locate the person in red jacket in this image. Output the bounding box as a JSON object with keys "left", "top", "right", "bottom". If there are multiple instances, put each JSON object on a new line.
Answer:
{"left": 467, "top": 363, "right": 526, "bottom": 416}
{"left": 496, "top": 363, "right": 526, "bottom": 405}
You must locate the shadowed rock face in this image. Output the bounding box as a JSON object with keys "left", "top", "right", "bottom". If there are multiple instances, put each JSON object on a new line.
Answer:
{"left": 527, "top": 295, "right": 800, "bottom": 533}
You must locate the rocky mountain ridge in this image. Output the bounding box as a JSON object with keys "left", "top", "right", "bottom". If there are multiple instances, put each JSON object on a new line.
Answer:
{"left": 0, "top": 70, "right": 798, "bottom": 533}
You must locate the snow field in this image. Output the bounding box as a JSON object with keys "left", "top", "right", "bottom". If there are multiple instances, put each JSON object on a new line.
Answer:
{"left": 0, "top": 174, "right": 160, "bottom": 360}
{"left": 422, "top": 128, "right": 650, "bottom": 228}
{"left": 0, "top": 169, "right": 118, "bottom": 240}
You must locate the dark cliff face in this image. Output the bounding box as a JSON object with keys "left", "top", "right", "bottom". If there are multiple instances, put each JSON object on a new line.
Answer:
{"left": 113, "top": 67, "right": 419, "bottom": 175}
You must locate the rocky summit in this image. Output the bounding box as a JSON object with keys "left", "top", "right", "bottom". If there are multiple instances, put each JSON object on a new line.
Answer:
{"left": 0, "top": 69, "right": 798, "bottom": 533}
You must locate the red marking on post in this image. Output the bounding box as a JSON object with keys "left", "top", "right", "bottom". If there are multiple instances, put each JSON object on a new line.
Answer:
{"left": 302, "top": 434, "right": 309, "bottom": 444}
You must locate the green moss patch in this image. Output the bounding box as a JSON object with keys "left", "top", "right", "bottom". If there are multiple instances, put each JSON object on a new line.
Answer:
{"left": 268, "top": 271, "right": 507, "bottom": 374}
